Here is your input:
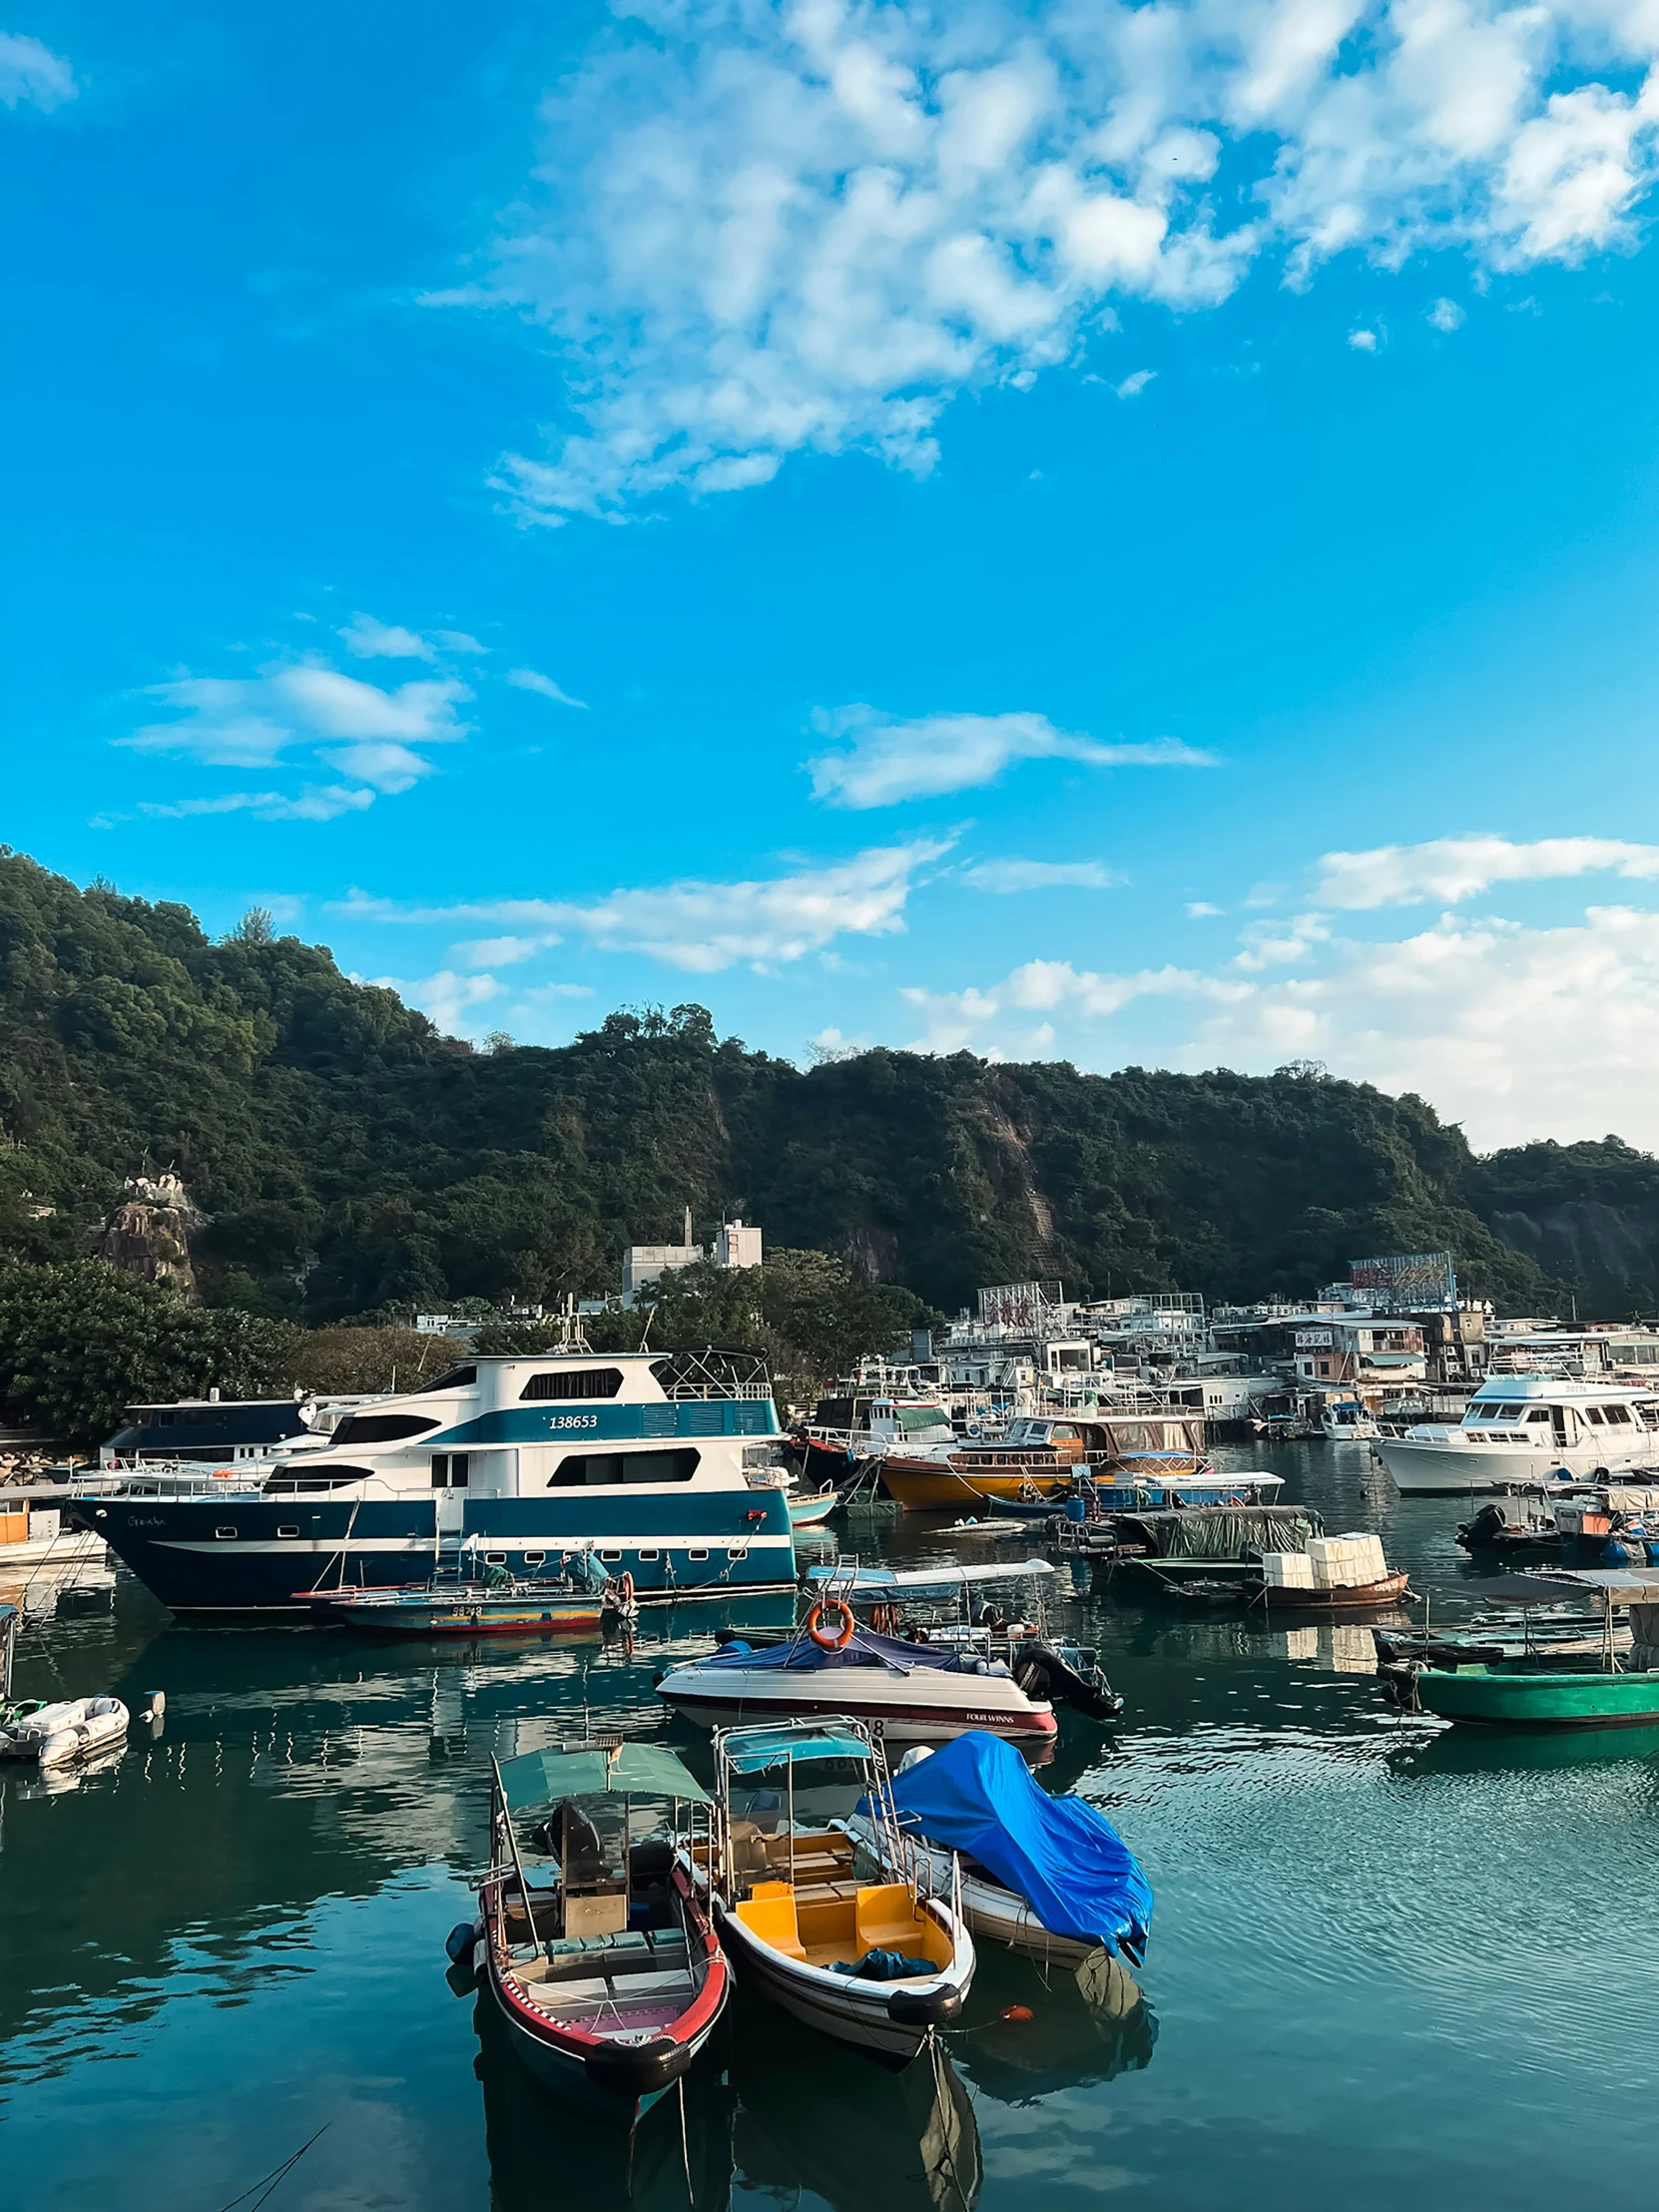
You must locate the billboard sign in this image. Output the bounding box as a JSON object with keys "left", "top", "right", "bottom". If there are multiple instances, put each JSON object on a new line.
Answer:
{"left": 1296, "top": 1329, "right": 1334, "bottom": 1349}
{"left": 977, "top": 1281, "right": 1064, "bottom": 1332}
{"left": 1349, "top": 1252, "right": 1457, "bottom": 1313}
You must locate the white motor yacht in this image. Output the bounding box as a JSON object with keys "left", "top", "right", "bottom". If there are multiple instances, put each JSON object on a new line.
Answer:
{"left": 1375, "top": 1375, "right": 1659, "bottom": 1495}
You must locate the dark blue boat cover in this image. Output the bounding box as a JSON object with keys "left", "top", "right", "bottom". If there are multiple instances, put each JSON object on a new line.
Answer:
{"left": 871, "top": 1732, "right": 1153, "bottom": 1956}
{"left": 704, "top": 1629, "right": 968, "bottom": 1673}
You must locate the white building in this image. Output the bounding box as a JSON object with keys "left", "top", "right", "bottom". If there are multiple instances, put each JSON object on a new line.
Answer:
{"left": 622, "top": 1212, "right": 765, "bottom": 1304}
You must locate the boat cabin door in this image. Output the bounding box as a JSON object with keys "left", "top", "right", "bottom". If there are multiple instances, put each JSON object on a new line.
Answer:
{"left": 1550, "top": 1404, "right": 1574, "bottom": 1448}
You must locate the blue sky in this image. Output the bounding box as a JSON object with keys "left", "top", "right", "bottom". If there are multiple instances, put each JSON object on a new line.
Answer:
{"left": 9, "top": 2, "right": 1659, "bottom": 1149}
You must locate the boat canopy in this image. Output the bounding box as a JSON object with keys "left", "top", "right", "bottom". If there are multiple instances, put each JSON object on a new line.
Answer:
{"left": 705, "top": 1628, "right": 972, "bottom": 1674}
{"left": 870, "top": 1732, "right": 1153, "bottom": 1956}
{"left": 1468, "top": 1567, "right": 1659, "bottom": 1608}
{"left": 724, "top": 1727, "right": 873, "bottom": 1773}
{"left": 499, "top": 1742, "right": 711, "bottom": 1811}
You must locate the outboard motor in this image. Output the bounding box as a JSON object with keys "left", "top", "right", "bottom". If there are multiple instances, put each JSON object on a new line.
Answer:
{"left": 1013, "top": 1638, "right": 1124, "bottom": 1723}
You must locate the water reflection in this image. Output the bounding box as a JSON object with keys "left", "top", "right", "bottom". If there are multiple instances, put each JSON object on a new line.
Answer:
{"left": 953, "top": 1947, "right": 1155, "bottom": 2107}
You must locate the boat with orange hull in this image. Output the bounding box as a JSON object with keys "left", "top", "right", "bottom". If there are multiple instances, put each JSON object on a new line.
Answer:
{"left": 879, "top": 1412, "right": 1277, "bottom": 1514}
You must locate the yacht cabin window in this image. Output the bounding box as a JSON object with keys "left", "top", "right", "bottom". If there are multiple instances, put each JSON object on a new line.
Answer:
{"left": 547, "top": 1448, "right": 700, "bottom": 1486}
{"left": 431, "top": 1453, "right": 470, "bottom": 1488}
{"left": 520, "top": 1368, "right": 624, "bottom": 1401}
{"left": 1583, "top": 1406, "right": 1606, "bottom": 1424}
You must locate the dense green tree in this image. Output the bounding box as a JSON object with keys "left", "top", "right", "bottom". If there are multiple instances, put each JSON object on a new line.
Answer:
{"left": 0, "top": 845, "right": 1636, "bottom": 1329}
{"left": 0, "top": 1259, "right": 298, "bottom": 1442}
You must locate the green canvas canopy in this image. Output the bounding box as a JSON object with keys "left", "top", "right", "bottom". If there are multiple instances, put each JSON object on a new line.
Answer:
{"left": 498, "top": 1741, "right": 711, "bottom": 1812}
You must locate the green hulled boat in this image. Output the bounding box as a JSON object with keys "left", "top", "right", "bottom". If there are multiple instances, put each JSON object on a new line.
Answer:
{"left": 1413, "top": 1664, "right": 1659, "bottom": 1730}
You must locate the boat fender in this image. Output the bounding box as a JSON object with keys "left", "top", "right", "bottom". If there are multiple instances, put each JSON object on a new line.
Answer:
{"left": 808, "top": 1598, "right": 855, "bottom": 1651}
{"left": 1603, "top": 1540, "right": 1638, "bottom": 1566}
{"left": 887, "top": 1981, "right": 966, "bottom": 2029}
{"left": 445, "top": 1922, "right": 477, "bottom": 1965}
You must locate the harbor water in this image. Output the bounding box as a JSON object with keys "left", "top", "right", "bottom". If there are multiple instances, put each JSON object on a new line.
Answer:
{"left": 5, "top": 1439, "right": 1658, "bottom": 2211}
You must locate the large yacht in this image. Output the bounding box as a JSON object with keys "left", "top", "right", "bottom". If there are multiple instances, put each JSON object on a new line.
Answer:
{"left": 1375, "top": 1374, "right": 1659, "bottom": 1494}
{"left": 72, "top": 1350, "right": 795, "bottom": 1611}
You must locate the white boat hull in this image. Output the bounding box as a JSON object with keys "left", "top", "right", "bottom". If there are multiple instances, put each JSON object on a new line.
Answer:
{"left": 658, "top": 1661, "right": 1057, "bottom": 1745}
{"left": 715, "top": 1894, "right": 973, "bottom": 2067}
{"left": 1377, "top": 1437, "right": 1659, "bottom": 1495}
{"left": 0, "top": 1528, "right": 107, "bottom": 1571}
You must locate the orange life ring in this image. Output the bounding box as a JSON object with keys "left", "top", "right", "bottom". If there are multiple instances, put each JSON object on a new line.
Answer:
{"left": 808, "top": 1597, "right": 855, "bottom": 1650}
{"left": 618, "top": 1571, "right": 636, "bottom": 1609}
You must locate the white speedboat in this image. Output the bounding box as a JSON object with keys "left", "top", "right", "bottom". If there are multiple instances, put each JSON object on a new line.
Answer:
{"left": 656, "top": 1608, "right": 1059, "bottom": 1745}
{"left": 1375, "top": 1376, "right": 1659, "bottom": 1495}
{"left": 701, "top": 1718, "right": 975, "bottom": 2067}
{"left": 1320, "top": 1395, "right": 1381, "bottom": 1441}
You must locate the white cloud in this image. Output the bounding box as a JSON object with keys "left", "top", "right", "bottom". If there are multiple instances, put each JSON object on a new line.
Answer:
{"left": 124, "top": 659, "right": 471, "bottom": 819}
{"left": 137, "top": 787, "right": 376, "bottom": 824}
{"left": 808, "top": 705, "right": 1214, "bottom": 809}
{"left": 450, "top": 0, "right": 1659, "bottom": 522}
{"left": 1115, "top": 368, "right": 1158, "bottom": 397}
{"left": 1187, "top": 899, "right": 1224, "bottom": 917}
{"left": 1316, "top": 833, "right": 1659, "bottom": 907}
{"left": 508, "top": 666, "right": 588, "bottom": 708}
{"left": 367, "top": 969, "right": 506, "bottom": 1038}
{"left": 453, "top": 934, "right": 559, "bottom": 968}
{"left": 1194, "top": 905, "right": 1659, "bottom": 1147}
{"left": 515, "top": 981, "right": 595, "bottom": 1002}
{"left": 337, "top": 614, "right": 435, "bottom": 661}
{"left": 338, "top": 837, "right": 951, "bottom": 971}
{"left": 903, "top": 957, "right": 1247, "bottom": 1055}
{"left": 900, "top": 893, "right": 1659, "bottom": 1147}
{"left": 435, "top": 630, "right": 489, "bottom": 655}
{"left": 0, "top": 32, "right": 75, "bottom": 111}
{"left": 963, "top": 857, "right": 1122, "bottom": 893}
{"left": 1348, "top": 326, "right": 1380, "bottom": 350}
{"left": 1427, "top": 295, "right": 1466, "bottom": 328}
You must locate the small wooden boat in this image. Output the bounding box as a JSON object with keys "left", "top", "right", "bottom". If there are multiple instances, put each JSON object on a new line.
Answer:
{"left": 1257, "top": 1570, "right": 1411, "bottom": 1612}
{"left": 1408, "top": 1664, "right": 1659, "bottom": 1729}
{"left": 700, "top": 1717, "right": 975, "bottom": 2067}
{"left": 788, "top": 1490, "right": 840, "bottom": 1528}
{"left": 471, "top": 1740, "right": 730, "bottom": 2124}
{"left": 303, "top": 1577, "right": 608, "bottom": 1635}
{"left": 842, "top": 1733, "right": 1152, "bottom": 1971}
{"left": 0, "top": 1694, "right": 129, "bottom": 1768}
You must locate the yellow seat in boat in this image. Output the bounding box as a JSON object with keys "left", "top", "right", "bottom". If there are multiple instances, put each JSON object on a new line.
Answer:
{"left": 734, "top": 1881, "right": 807, "bottom": 1959}
{"left": 854, "top": 1883, "right": 948, "bottom": 1966}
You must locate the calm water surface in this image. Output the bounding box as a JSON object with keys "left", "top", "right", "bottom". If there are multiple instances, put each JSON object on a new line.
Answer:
{"left": 5, "top": 1440, "right": 1658, "bottom": 2210}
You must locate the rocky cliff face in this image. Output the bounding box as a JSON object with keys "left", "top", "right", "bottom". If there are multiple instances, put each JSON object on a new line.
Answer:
{"left": 96, "top": 1173, "right": 202, "bottom": 1301}
{"left": 1486, "top": 1201, "right": 1659, "bottom": 1306}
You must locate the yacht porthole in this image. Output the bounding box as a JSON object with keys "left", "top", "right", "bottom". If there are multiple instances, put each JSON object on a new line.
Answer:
{"left": 276, "top": 1525, "right": 299, "bottom": 1539}
{"left": 523, "top": 1549, "right": 546, "bottom": 1565}
{"left": 215, "top": 1526, "right": 238, "bottom": 1540}
{"left": 599, "top": 1548, "right": 622, "bottom": 1561}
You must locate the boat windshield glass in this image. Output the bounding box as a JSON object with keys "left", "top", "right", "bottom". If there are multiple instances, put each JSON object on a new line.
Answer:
{"left": 726, "top": 1751, "right": 871, "bottom": 1832}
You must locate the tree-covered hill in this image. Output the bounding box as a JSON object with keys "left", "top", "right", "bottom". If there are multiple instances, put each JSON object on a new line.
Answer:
{"left": 3, "top": 846, "right": 1649, "bottom": 1320}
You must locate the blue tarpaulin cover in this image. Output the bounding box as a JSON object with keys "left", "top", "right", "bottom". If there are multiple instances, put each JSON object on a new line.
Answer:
{"left": 869, "top": 1732, "right": 1153, "bottom": 1957}
{"left": 704, "top": 1629, "right": 968, "bottom": 1673}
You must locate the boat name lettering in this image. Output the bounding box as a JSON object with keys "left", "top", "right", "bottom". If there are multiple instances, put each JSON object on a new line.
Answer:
{"left": 130, "top": 1516, "right": 165, "bottom": 1527}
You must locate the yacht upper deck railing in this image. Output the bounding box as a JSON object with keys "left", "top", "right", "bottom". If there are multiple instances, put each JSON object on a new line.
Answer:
{"left": 649, "top": 1347, "right": 776, "bottom": 1402}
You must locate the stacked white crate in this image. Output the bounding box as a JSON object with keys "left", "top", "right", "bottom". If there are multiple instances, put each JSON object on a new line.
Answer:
{"left": 1260, "top": 1552, "right": 1315, "bottom": 1588}
{"left": 1307, "top": 1532, "right": 1386, "bottom": 1588}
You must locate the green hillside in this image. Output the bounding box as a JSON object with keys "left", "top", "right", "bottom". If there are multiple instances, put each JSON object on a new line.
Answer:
{"left": 0, "top": 846, "right": 1639, "bottom": 1323}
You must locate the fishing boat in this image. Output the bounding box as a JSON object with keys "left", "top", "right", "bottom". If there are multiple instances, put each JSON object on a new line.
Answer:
{"left": 302, "top": 1577, "right": 609, "bottom": 1636}
{"left": 878, "top": 1412, "right": 1274, "bottom": 1515}
{"left": 656, "top": 1602, "right": 1060, "bottom": 1745}
{"left": 788, "top": 1490, "right": 840, "bottom": 1528}
{"left": 1407, "top": 1666, "right": 1659, "bottom": 1729}
{"left": 698, "top": 1717, "right": 975, "bottom": 2066}
{"left": 467, "top": 1739, "right": 730, "bottom": 2123}
{"left": 0, "top": 1694, "right": 129, "bottom": 1768}
{"left": 1252, "top": 1532, "right": 1409, "bottom": 1612}
{"left": 841, "top": 1732, "right": 1152, "bottom": 1969}
{"left": 793, "top": 1389, "right": 958, "bottom": 1491}
{"left": 1386, "top": 1564, "right": 1659, "bottom": 1728}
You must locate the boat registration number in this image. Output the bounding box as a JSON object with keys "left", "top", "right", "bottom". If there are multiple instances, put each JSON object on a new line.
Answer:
{"left": 544, "top": 1414, "right": 600, "bottom": 1432}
